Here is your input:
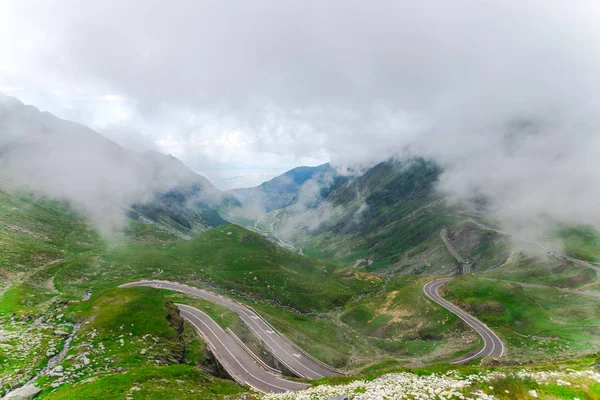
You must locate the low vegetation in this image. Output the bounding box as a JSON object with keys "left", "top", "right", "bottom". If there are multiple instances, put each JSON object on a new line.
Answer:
{"left": 2, "top": 188, "right": 600, "bottom": 398}
{"left": 267, "top": 355, "right": 600, "bottom": 400}
{"left": 37, "top": 287, "right": 248, "bottom": 399}
{"left": 443, "top": 276, "right": 600, "bottom": 361}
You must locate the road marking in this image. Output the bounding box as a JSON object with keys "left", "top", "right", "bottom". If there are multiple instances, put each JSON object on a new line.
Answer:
{"left": 422, "top": 279, "right": 505, "bottom": 363}
{"left": 178, "top": 305, "right": 307, "bottom": 392}
{"left": 125, "top": 280, "right": 330, "bottom": 379}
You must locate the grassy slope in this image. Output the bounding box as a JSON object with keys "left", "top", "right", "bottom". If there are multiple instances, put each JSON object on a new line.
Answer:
{"left": 264, "top": 159, "right": 460, "bottom": 269}
{"left": 38, "top": 287, "right": 247, "bottom": 399}
{"left": 481, "top": 256, "right": 597, "bottom": 288}
{"left": 0, "top": 192, "right": 102, "bottom": 389}
{"left": 447, "top": 220, "right": 598, "bottom": 287}
{"left": 338, "top": 276, "right": 478, "bottom": 363}
{"left": 59, "top": 225, "right": 379, "bottom": 313}
{"left": 3, "top": 189, "right": 600, "bottom": 396}
{"left": 443, "top": 276, "right": 600, "bottom": 361}
{"left": 554, "top": 225, "right": 600, "bottom": 263}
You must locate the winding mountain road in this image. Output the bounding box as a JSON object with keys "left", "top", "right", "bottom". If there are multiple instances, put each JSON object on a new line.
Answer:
{"left": 177, "top": 304, "right": 309, "bottom": 393}
{"left": 440, "top": 229, "right": 471, "bottom": 275}
{"left": 121, "top": 280, "right": 339, "bottom": 379}
{"left": 422, "top": 278, "right": 505, "bottom": 363}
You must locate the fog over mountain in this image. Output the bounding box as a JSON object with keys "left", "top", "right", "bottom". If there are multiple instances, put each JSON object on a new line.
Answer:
{"left": 2, "top": 1, "right": 600, "bottom": 239}
{"left": 0, "top": 94, "right": 228, "bottom": 233}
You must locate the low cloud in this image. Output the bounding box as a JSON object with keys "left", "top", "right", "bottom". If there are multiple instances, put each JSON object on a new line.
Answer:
{"left": 2, "top": 1, "right": 600, "bottom": 238}
{"left": 0, "top": 94, "right": 221, "bottom": 233}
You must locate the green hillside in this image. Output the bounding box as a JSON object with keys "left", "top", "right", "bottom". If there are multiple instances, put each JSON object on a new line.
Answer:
{"left": 38, "top": 287, "right": 247, "bottom": 399}
{"left": 256, "top": 158, "right": 460, "bottom": 269}
{"left": 55, "top": 224, "right": 379, "bottom": 313}
{"left": 2, "top": 184, "right": 600, "bottom": 398}
{"left": 443, "top": 276, "right": 600, "bottom": 361}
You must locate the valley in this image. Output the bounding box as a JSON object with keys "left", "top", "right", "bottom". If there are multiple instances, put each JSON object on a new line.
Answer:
{"left": 2, "top": 171, "right": 600, "bottom": 399}
{"left": 0, "top": 97, "right": 599, "bottom": 399}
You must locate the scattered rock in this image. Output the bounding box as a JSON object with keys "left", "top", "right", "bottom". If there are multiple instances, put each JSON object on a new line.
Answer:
{"left": 528, "top": 389, "right": 538, "bottom": 398}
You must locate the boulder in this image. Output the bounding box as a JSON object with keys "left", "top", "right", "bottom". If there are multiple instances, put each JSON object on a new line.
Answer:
{"left": 3, "top": 384, "right": 41, "bottom": 400}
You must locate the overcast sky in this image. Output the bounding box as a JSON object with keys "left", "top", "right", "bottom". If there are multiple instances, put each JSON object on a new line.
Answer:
{"left": 2, "top": 0, "right": 600, "bottom": 234}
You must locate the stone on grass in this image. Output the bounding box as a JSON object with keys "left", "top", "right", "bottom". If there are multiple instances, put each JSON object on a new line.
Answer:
{"left": 3, "top": 384, "right": 41, "bottom": 400}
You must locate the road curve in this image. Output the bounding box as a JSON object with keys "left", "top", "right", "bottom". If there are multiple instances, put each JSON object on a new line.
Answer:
{"left": 177, "top": 304, "right": 309, "bottom": 393}
{"left": 440, "top": 229, "right": 471, "bottom": 275}
{"left": 121, "top": 280, "right": 339, "bottom": 379}
{"left": 422, "top": 278, "right": 505, "bottom": 363}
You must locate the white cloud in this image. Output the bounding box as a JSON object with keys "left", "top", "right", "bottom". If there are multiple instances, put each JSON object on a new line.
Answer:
{"left": 2, "top": 0, "right": 600, "bottom": 233}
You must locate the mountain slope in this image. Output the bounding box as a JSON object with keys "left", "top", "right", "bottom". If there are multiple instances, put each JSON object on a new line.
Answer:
{"left": 253, "top": 158, "right": 458, "bottom": 270}
{"left": 230, "top": 163, "right": 336, "bottom": 212}
{"left": 0, "top": 93, "right": 237, "bottom": 236}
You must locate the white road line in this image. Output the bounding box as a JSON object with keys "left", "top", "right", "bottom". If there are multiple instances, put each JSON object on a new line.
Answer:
{"left": 245, "top": 314, "right": 324, "bottom": 378}
{"left": 422, "top": 279, "right": 505, "bottom": 363}
{"left": 124, "top": 281, "right": 329, "bottom": 379}
{"left": 178, "top": 305, "right": 304, "bottom": 393}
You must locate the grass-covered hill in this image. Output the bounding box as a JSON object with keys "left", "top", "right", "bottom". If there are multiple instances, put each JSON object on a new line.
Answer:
{"left": 442, "top": 276, "right": 600, "bottom": 361}
{"left": 2, "top": 186, "right": 600, "bottom": 399}
{"left": 54, "top": 224, "right": 379, "bottom": 313}
{"left": 38, "top": 287, "right": 247, "bottom": 399}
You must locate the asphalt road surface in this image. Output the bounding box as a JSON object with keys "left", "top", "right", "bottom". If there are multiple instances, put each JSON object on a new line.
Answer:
{"left": 422, "top": 278, "right": 505, "bottom": 363}
{"left": 440, "top": 229, "right": 471, "bottom": 275}
{"left": 122, "top": 280, "right": 338, "bottom": 379}
{"left": 177, "top": 304, "right": 309, "bottom": 393}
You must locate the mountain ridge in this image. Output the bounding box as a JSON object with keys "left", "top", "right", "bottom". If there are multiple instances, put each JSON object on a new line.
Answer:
{"left": 229, "top": 163, "right": 336, "bottom": 213}
{"left": 0, "top": 92, "right": 238, "bottom": 236}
